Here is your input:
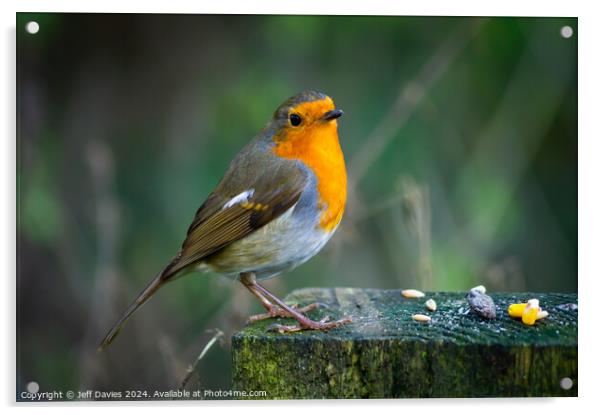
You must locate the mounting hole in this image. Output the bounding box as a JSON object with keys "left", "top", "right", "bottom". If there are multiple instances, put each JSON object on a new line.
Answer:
{"left": 26, "top": 381, "right": 39, "bottom": 394}
{"left": 25, "top": 21, "right": 39, "bottom": 34}
{"left": 560, "top": 25, "right": 573, "bottom": 39}
{"left": 560, "top": 377, "right": 573, "bottom": 390}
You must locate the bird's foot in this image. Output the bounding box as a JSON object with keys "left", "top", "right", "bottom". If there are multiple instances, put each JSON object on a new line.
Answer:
{"left": 247, "top": 302, "right": 324, "bottom": 323}
{"left": 267, "top": 315, "right": 353, "bottom": 334}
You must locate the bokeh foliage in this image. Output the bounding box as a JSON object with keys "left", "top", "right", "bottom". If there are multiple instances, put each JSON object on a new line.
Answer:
{"left": 17, "top": 14, "right": 576, "bottom": 396}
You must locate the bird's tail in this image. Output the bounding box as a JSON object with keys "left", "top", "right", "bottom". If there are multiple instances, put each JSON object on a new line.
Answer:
{"left": 97, "top": 272, "right": 166, "bottom": 352}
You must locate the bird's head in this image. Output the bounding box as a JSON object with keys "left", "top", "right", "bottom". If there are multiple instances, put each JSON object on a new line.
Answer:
{"left": 269, "top": 90, "right": 343, "bottom": 144}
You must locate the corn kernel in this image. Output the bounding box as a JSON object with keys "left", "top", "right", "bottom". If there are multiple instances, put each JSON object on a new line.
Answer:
{"left": 508, "top": 299, "right": 546, "bottom": 325}
{"left": 527, "top": 298, "right": 540, "bottom": 309}
{"left": 522, "top": 299, "right": 540, "bottom": 325}
{"left": 425, "top": 298, "right": 437, "bottom": 311}
{"left": 508, "top": 303, "right": 527, "bottom": 318}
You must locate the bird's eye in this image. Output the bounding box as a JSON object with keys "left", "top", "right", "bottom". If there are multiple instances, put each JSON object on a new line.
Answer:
{"left": 289, "top": 113, "right": 302, "bottom": 127}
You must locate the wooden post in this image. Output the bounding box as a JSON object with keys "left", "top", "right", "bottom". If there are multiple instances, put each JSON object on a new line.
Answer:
{"left": 231, "top": 288, "right": 577, "bottom": 398}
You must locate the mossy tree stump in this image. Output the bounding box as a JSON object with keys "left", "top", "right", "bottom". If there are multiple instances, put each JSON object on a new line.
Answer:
{"left": 232, "top": 288, "right": 577, "bottom": 399}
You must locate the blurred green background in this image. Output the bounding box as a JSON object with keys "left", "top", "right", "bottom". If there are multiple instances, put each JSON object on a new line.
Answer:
{"left": 17, "top": 14, "right": 577, "bottom": 397}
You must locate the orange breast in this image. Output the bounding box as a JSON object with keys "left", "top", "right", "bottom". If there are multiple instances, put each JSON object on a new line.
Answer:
{"left": 272, "top": 121, "right": 347, "bottom": 232}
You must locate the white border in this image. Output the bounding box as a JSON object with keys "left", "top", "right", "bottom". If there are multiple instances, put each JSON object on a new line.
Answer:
{"left": 3, "top": 0, "right": 601, "bottom": 413}
{"left": 6, "top": 0, "right": 583, "bottom": 17}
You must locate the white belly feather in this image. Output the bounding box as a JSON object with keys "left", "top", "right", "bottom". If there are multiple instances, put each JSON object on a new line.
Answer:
{"left": 205, "top": 204, "right": 335, "bottom": 279}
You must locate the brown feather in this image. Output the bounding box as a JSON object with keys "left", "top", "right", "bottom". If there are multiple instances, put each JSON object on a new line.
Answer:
{"left": 97, "top": 139, "right": 307, "bottom": 351}
{"left": 163, "top": 182, "right": 305, "bottom": 278}
{"left": 97, "top": 272, "right": 165, "bottom": 351}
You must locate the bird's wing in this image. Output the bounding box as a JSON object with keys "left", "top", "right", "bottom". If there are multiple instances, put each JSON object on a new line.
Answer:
{"left": 161, "top": 157, "right": 307, "bottom": 279}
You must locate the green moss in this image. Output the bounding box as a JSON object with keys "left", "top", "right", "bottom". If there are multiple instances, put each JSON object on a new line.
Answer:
{"left": 232, "top": 289, "right": 577, "bottom": 398}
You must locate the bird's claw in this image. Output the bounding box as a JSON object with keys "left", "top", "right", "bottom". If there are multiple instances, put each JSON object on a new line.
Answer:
{"left": 266, "top": 315, "right": 352, "bottom": 334}
{"left": 246, "top": 302, "right": 323, "bottom": 323}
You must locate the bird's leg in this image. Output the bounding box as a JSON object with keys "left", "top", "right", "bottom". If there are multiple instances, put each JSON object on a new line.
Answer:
{"left": 253, "top": 282, "right": 352, "bottom": 333}
{"left": 240, "top": 273, "right": 277, "bottom": 311}
{"left": 239, "top": 272, "right": 322, "bottom": 322}
{"left": 239, "top": 272, "right": 352, "bottom": 332}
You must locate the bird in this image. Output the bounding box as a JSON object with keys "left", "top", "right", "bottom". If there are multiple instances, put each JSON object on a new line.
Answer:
{"left": 98, "top": 90, "right": 352, "bottom": 351}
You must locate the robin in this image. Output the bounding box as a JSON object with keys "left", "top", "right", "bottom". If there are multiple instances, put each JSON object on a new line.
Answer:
{"left": 98, "top": 90, "right": 351, "bottom": 351}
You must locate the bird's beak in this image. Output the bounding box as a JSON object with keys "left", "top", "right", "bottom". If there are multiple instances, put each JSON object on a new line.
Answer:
{"left": 322, "top": 109, "right": 344, "bottom": 121}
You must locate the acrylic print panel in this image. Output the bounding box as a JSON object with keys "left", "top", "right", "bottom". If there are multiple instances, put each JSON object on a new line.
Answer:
{"left": 16, "top": 13, "right": 577, "bottom": 401}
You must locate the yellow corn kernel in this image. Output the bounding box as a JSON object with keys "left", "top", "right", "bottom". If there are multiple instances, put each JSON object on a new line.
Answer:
{"left": 522, "top": 299, "right": 540, "bottom": 325}
{"left": 522, "top": 307, "right": 538, "bottom": 325}
{"left": 508, "top": 303, "right": 527, "bottom": 318}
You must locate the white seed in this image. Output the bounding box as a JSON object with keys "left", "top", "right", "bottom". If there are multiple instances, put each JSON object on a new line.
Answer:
{"left": 402, "top": 289, "right": 425, "bottom": 298}
{"left": 536, "top": 310, "right": 549, "bottom": 320}
{"left": 425, "top": 298, "right": 437, "bottom": 311}
{"left": 412, "top": 314, "right": 431, "bottom": 322}
{"left": 527, "top": 298, "right": 540, "bottom": 309}
{"left": 470, "top": 285, "right": 487, "bottom": 294}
